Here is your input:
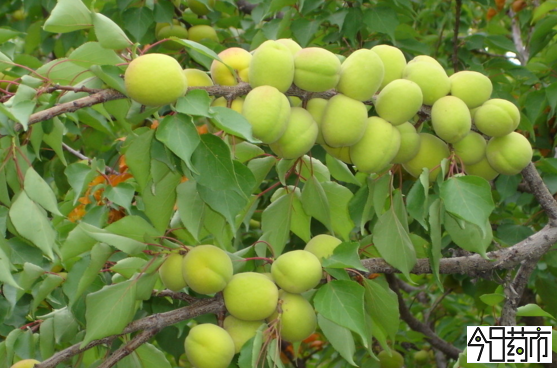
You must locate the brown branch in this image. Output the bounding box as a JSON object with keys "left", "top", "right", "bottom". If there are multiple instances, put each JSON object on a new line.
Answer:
{"left": 452, "top": 0, "right": 462, "bottom": 72}
{"left": 61, "top": 143, "right": 120, "bottom": 175}
{"left": 500, "top": 259, "right": 539, "bottom": 326}
{"left": 152, "top": 289, "right": 199, "bottom": 303}
{"left": 521, "top": 163, "right": 557, "bottom": 225}
{"left": 509, "top": 9, "right": 529, "bottom": 65}
{"left": 386, "top": 274, "right": 461, "bottom": 359}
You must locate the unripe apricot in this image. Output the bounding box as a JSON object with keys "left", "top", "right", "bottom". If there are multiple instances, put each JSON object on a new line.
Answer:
{"left": 270, "top": 107, "right": 318, "bottom": 159}
{"left": 188, "top": 25, "right": 219, "bottom": 43}
{"left": 337, "top": 49, "right": 384, "bottom": 101}
{"left": 159, "top": 252, "right": 188, "bottom": 292}
{"left": 474, "top": 98, "right": 520, "bottom": 137}
{"left": 187, "top": 0, "right": 215, "bottom": 15}
{"left": 449, "top": 71, "right": 492, "bottom": 108}
{"left": 306, "top": 98, "right": 328, "bottom": 145}
{"left": 10, "top": 359, "right": 41, "bottom": 368}
{"left": 486, "top": 132, "right": 532, "bottom": 175}
{"left": 304, "top": 234, "right": 342, "bottom": 262}
{"left": 184, "top": 324, "right": 235, "bottom": 368}
{"left": 182, "top": 245, "right": 233, "bottom": 294}
{"left": 402, "top": 133, "right": 450, "bottom": 182}
{"left": 125, "top": 53, "right": 187, "bottom": 106}
{"left": 370, "top": 45, "right": 406, "bottom": 89}
{"left": 249, "top": 40, "right": 295, "bottom": 92}
{"left": 210, "top": 47, "right": 252, "bottom": 86}
{"left": 350, "top": 117, "right": 401, "bottom": 173}
{"left": 321, "top": 94, "right": 368, "bottom": 147}
{"left": 269, "top": 291, "right": 317, "bottom": 342}
{"left": 223, "top": 272, "right": 279, "bottom": 321}
{"left": 322, "top": 144, "right": 353, "bottom": 164}
{"left": 212, "top": 96, "right": 244, "bottom": 113}
{"left": 408, "top": 55, "right": 444, "bottom": 69}
{"left": 431, "top": 96, "right": 471, "bottom": 143}
{"left": 375, "top": 79, "right": 423, "bottom": 126}
{"left": 452, "top": 131, "right": 486, "bottom": 165}
{"left": 391, "top": 122, "right": 421, "bottom": 164}
{"left": 271, "top": 250, "right": 322, "bottom": 293}
{"left": 276, "top": 38, "right": 302, "bottom": 55}
{"left": 465, "top": 157, "right": 499, "bottom": 181}
{"left": 294, "top": 47, "right": 341, "bottom": 92}
{"left": 378, "top": 350, "right": 404, "bottom": 368}
{"left": 223, "top": 315, "right": 265, "bottom": 353}
{"left": 403, "top": 61, "right": 451, "bottom": 105}
{"left": 183, "top": 69, "right": 213, "bottom": 87}
{"left": 242, "top": 86, "right": 290, "bottom": 144}
{"left": 157, "top": 25, "right": 188, "bottom": 50}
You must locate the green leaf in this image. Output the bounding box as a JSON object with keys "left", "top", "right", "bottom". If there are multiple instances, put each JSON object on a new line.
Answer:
{"left": 191, "top": 134, "right": 239, "bottom": 191}
{"left": 43, "top": 0, "right": 93, "bottom": 33}
{"left": 123, "top": 7, "right": 154, "bottom": 42}
{"left": 445, "top": 214, "right": 492, "bottom": 258}
{"left": 0, "top": 242, "right": 20, "bottom": 289}
{"left": 72, "top": 243, "right": 113, "bottom": 306}
{"left": 24, "top": 167, "right": 61, "bottom": 216}
{"left": 39, "top": 318, "right": 55, "bottom": 361}
{"left": 82, "top": 280, "right": 137, "bottom": 348}
{"left": 480, "top": 291, "right": 505, "bottom": 306}
{"left": 92, "top": 12, "right": 133, "bottom": 50}
{"left": 322, "top": 181, "right": 355, "bottom": 241}
{"left": 288, "top": 190, "right": 311, "bottom": 243}
{"left": 440, "top": 176, "right": 494, "bottom": 235}
{"left": 142, "top": 163, "right": 182, "bottom": 233}
{"left": 325, "top": 154, "right": 360, "bottom": 186}
{"left": 301, "top": 176, "right": 332, "bottom": 232}
{"left": 155, "top": 114, "right": 200, "bottom": 173}
{"left": 317, "top": 314, "right": 357, "bottom": 366}
{"left": 298, "top": 155, "right": 330, "bottom": 183}
{"left": 238, "top": 327, "right": 266, "bottom": 368}
{"left": 111, "top": 257, "right": 148, "bottom": 279}
{"left": 322, "top": 241, "right": 366, "bottom": 271}
{"left": 90, "top": 65, "right": 127, "bottom": 94}
{"left": 64, "top": 162, "right": 96, "bottom": 205}
{"left": 79, "top": 222, "right": 146, "bottom": 255}
{"left": 372, "top": 174, "right": 391, "bottom": 218}
{"left": 314, "top": 280, "right": 370, "bottom": 348}
{"left": 105, "top": 215, "right": 161, "bottom": 242}
{"left": 68, "top": 42, "right": 125, "bottom": 68}
{"left": 428, "top": 198, "right": 443, "bottom": 288}
{"left": 259, "top": 194, "right": 292, "bottom": 255}
{"left": 104, "top": 182, "right": 134, "bottom": 213}
{"left": 31, "top": 273, "right": 65, "bottom": 311}
{"left": 234, "top": 142, "right": 265, "bottom": 163}
{"left": 176, "top": 181, "right": 205, "bottom": 242}
{"left": 372, "top": 208, "right": 416, "bottom": 281}
{"left": 248, "top": 156, "right": 276, "bottom": 187}
{"left": 119, "top": 343, "right": 173, "bottom": 368}
{"left": 11, "top": 100, "right": 35, "bottom": 130}
{"left": 364, "top": 278, "right": 400, "bottom": 345}
{"left": 209, "top": 106, "right": 256, "bottom": 142}
{"left": 43, "top": 118, "right": 67, "bottom": 166}
{"left": 169, "top": 39, "right": 222, "bottom": 63}
{"left": 0, "top": 28, "right": 21, "bottom": 44}
{"left": 291, "top": 18, "right": 320, "bottom": 47}
{"left": 363, "top": 6, "right": 399, "bottom": 42}
{"left": 175, "top": 90, "right": 212, "bottom": 118}
{"left": 126, "top": 129, "right": 154, "bottom": 192}
{"left": 516, "top": 304, "right": 555, "bottom": 319}
{"left": 9, "top": 192, "right": 56, "bottom": 259}
{"left": 532, "top": 0, "right": 557, "bottom": 23}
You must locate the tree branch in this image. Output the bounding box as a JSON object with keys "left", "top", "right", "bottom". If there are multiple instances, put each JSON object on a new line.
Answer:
{"left": 521, "top": 163, "right": 557, "bottom": 225}
{"left": 509, "top": 9, "right": 529, "bottom": 65}
{"left": 98, "top": 324, "right": 162, "bottom": 368}
{"left": 452, "top": 0, "right": 462, "bottom": 72}
{"left": 500, "top": 258, "right": 539, "bottom": 326}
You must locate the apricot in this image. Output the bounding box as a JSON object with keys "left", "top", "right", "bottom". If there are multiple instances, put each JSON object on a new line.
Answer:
{"left": 408, "top": 55, "right": 444, "bottom": 69}
{"left": 184, "top": 324, "right": 235, "bottom": 368}
{"left": 378, "top": 350, "right": 404, "bottom": 368}
{"left": 183, "top": 69, "right": 214, "bottom": 87}
{"left": 465, "top": 157, "right": 499, "bottom": 181}
{"left": 157, "top": 25, "right": 189, "bottom": 50}
{"left": 337, "top": 49, "right": 384, "bottom": 101}
{"left": 322, "top": 144, "right": 353, "bottom": 164}
{"left": 375, "top": 79, "right": 423, "bottom": 126}
{"left": 305, "top": 98, "right": 328, "bottom": 144}
{"left": 391, "top": 122, "right": 421, "bottom": 164}
{"left": 10, "top": 360, "right": 41, "bottom": 368}
{"left": 350, "top": 116, "right": 401, "bottom": 173}
{"left": 271, "top": 250, "right": 322, "bottom": 293}
{"left": 269, "top": 107, "right": 318, "bottom": 159}
{"left": 276, "top": 38, "right": 302, "bottom": 55}
{"left": 223, "top": 272, "right": 279, "bottom": 321}
{"left": 249, "top": 40, "right": 295, "bottom": 92}
{"left": 474, "top": 98, "right": 520, "bottom": 137}
{"left": 269, "top": 291, "right": 317, "bottom": 342}
{"left": 321, "top": 94, "right": 368, "bottom": 147}
{"left": 182, "top": 245, "right": 233, "bottom": 294}
{"left": 402, "top": 133, "right": 450, "bottom": 182}
{"left": 485, "top": 132, "right": 532, "bottom": 175}
{"left": 242, "top": 85, "right": 290, "bottom": 143}
{"left": 403, "top": 60, "right": 451, "bottom": 105}
{"left": 370, "top": 44, "right": 407, "bottom": 89}
{"left": 212, "top": 96, "right": 244, "bottom": 113}
{"left": 431, "top": 96, "right": 471, "bottom": 143}
{"left": 223, "top": 315, "right": 265, "bottom": 353}
{"left": 187, "top": 0, "right": 215, "bottom": 15}
{"left": 452, "top": 131, "right": 486, "bottom": 165}
{"left": 124, "top": 53, "right": 187, "bottom": 106}
{"left": 210, "top": 47, "right": 252, "bottom": 86}
{"left": 293, "top": 47, "right": 341, "bottom": 92}
{"left": 449, "top": 71, "right": 493, "bottom": 108}
{"left": 188, "top": 25, "right": 219, "bottom": 43}
{"left": 159, "top": 252, "right": 188, "bottom": 292}
{"left": 304, "top": 234, "right": 342, "bottom": 262}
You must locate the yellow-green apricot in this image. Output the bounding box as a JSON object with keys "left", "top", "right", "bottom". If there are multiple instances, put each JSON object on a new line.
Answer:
{"left": 242, "top": 85, "right": 290, "bottom": 143}
{"left": 249, "top": 40, "right": 295, "bottom": 92}
{"left": 155, "top": 19, "right": 180, "bottom": 35}
{"left": 370, "top": 44, "right": 407, "bottom": 89}
{"left": 125, "top": 53, "right": 187, "bottom": 106}
{"left": 271, "top": 250, "right": 322, "bottom": 293}
{"left": 293, "top": 47, "right": 341, "bottom": 92}
{"left": 211, "top": 96, "right": 244, "bottom": 113}
{"left": 157, "top": 25, "right": 189, "bottom": 50}
{"left": 223, "top": 315, "right": 265, "bottom": 353}
{"left": 407, "top": 55, "right": 444, "bottom": 69}
{"left": 350, "top": 116, "right": 401, "bottom": 173}
{"left": 403, "top": 60, "right": 451, "bottom": 105}
{"left": 402, "top": 133, "right": 450, "bottom": 182}
{"left": 452, "top": 131, "right": 486, "bottom": 165}
{"left": 375, "top": 79, "right": 423, "bottom": 126}
{"left": 210, "top": 47, "right": 252, "bottom": 86}
{"left": 223, "top": 272, "right": 279, "bottom": 321}
{"left": 378, "top": 350, "right": 404, "bottom": 368}
{"left": 188, "top": 25, "right": 219, "bottom": 43}
{"left": 276, "top": 38, "right": 302, "bottom": 55}
{"left": 414, "top": 350, "right": 431, "bottom": 366}
{"left": 486, "top": 132, "right": 532, "bottom": 175}
{"left": 304, "top": 234, "right": 342, "bottom": 263}
{"left": 159, "top": 252, "right": 187, "bottom": 292}
{"left": 306, "top": 98, "right": 328, "bottom": 145}
{"left": 270, "top": 107, "right": 318, "bottom": 159}
{"left": 431, "top": 95, "right": 471, "bottom": 143}
{"left": 184, "top": 324, "right": 235, "bottom": 368}
{"left": 449, "top": 71, "right": 492, "bottom": 108}
{"left": 474, "top": 98, "right": 520, "bottom": 137}
{"left": 289, "top": 96, "right": 302, "bottom": 107}
{"left": 187, "top": 0, "right": 215, "bottom": 15}
{"left": 182, "top": 245, "right": 233, "bottom": 294}
{"left": 268, "top": 291, "right": 317, "bottom": 342}
{"left": 337, "top": 49, "right": 385, "bottom": 101}
{"left": 321, "top": 93, "right": 368, "bottom": 147}
{"left": 322, "top": 144, "right": 353, "bottom": 164}
{"left": 465, "top": 156, "right": 499, "bottom": 181}
{"left": 391, "top": 122, "right": 421, "bottom": 164}
{"left": 10, "top": 360, "right": 41, "bottom": 368}
{"left": 183, "top": 68, "right": 214, "bottom": 87}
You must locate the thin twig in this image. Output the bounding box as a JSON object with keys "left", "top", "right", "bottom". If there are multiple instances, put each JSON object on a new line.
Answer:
{"left": 152, "top": 289, "right": 199, "bottom": 303}
{"left": 61, "top": 143, "right": 120, "bottom": 175}
{"left": 452, "top": 0, "right": 462, "bottom": 72}
{"left": 521, "top": 163, "right": 557, "bottom": 225}
{"left": 98, "top": 324, "right": 162, "bottom": 368}
{"left": 500, "top": 259, "right": 539, "bottom": 326}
